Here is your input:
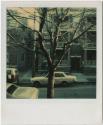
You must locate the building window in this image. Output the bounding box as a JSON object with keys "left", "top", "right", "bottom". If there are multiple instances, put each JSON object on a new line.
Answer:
{"left": 21, "top": 53, "right": 25, "bottom": 62}
{"left": 87, "top": 50, "right": 96, "bottom": 65}
{"left": 9, "top": 54, "right": 17, "bottom": 65}
{"left": 55, "top": 49, "right": 68, "bottom": 60}
{"left": 87, "top": 31, "right": 96, "bottom": 44}
{"left": 87, "top": 16, "right": 96, "bottom": 25}
{"left": 7, "top": 53, "right": 9, "bottom": 64}
{"left": 60, "top": 31, "right": 68, "bottom": 41}
{"left": 63, "top": 16, "right": 69, "bottom": 22}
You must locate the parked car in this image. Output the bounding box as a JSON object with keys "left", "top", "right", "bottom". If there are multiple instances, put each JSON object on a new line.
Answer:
{"left": 7, "top": 83, "right": 39, "bottom": 99}
{"left": 7, "top": 68, "right": 19, "bottom": 83}
{"left": 31, "top": 71, "right": 77, "bottom": 86}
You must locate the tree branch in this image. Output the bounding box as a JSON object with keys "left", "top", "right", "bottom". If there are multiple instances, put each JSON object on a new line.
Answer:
{"left": 7, "top": 32, "right": 35, "bottom": 52}
{"left": 19, "top": 8, "right": 58, "bottom": 26}
{"left": 51, "top": 8, "right": 70, "bottom": 63}
{"left": 37, "top": 8, "right": 52, "bottom": 66}
{"left": 54, "top": 24, "right": 94, "bottom": 68}
{"left": 7, "top": 9, "right": 52, "bottom": 66}
{"left": 7, "top": 10, "right": 43, "bottom": 39}
{"left": 44, "top": 23, "right": 53, "bottom": 47}
{"left": 69, "top": 24, "right": 94, "bottom": 44}
{"left": 59, "top": 9, "right": 86, "bottom": 43}
{"left": 70, "top": 8, "right": 85, "bottom": 40}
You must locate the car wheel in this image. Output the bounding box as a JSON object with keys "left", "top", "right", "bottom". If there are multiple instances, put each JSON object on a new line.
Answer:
{"left": 61, "top": 81, "right": 68, "bottom": 86}
{"left": 33, "top": 81, "right": 40, "bottom": 87}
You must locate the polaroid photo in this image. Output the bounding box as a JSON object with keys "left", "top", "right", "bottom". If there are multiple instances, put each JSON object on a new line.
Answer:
{"left": 1, "top": 1, "right": 102, "bottom": 125}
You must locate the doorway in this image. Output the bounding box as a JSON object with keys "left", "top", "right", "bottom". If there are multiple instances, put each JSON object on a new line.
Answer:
{"left": 71, "top": 57, "right": 81, "bottom": 72}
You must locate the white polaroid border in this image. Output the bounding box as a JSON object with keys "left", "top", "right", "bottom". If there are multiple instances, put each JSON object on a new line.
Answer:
{"left": 1, "top": 1, "right": 102, "bottom": 125}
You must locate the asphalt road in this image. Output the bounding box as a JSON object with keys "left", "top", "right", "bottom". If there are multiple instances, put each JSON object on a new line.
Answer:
{"left": 38, "top": 85, "right": 96, "bottom": 98}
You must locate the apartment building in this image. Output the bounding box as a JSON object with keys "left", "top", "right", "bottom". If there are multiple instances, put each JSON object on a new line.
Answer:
{"left": 38, "top": 8, "right": 96, "bottom": 73}
{"left": 7, "top": 24, "right": 33, "bottom": 70}
{"left": 7, "top": 8, "right": 96, "bottom": 74}
{"left": 83, "top": 14, "right": 96, "bottom": 74}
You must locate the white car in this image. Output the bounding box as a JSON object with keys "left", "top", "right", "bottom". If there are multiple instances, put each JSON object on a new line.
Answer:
{"left": 7, "top": 83, "right": 39, "bottom": 99}
{"left": 31, "top": 72, "right": 77, "bottom": 86}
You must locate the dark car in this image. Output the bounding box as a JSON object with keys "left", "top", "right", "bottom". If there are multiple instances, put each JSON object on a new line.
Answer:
{"left": 7, "top": 68, "right": 19, "bottom": 83}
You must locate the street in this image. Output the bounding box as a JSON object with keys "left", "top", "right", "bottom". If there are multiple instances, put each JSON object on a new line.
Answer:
{"left": 38, "top": 84, "right": 96, "bottom": 98}
{"left": 17, "top": 70, "right": 96, "bottom": 98}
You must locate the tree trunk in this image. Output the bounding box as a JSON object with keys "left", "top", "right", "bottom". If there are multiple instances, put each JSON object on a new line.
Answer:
{"left": 47, "top": 67, "right": 55, "bottom": 98}
{"left": 35, "top": 47, "right": 39, "bottom": 73}
{"left": 32, "top": 51, "right": 35, "bottom": 77}
{"left": 32, "top": 47, "right": 39, "bottom": 77}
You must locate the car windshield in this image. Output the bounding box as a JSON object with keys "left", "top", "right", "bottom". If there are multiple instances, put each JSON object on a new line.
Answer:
{"left": 45, "top": 73, "right": 65, "bottom": 77}
{"left": 7, "top": 85, "right": 18, "bottom": 94}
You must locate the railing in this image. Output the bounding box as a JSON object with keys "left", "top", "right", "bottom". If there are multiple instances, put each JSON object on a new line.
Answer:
{"left": 57, "top": 42, "right": 64, "bottom": 47}
{"left": 84, "top": 42, "right": 96, "bottom": 48}
{"left": 86, "top": 60, "right": 96, "bottom": 65}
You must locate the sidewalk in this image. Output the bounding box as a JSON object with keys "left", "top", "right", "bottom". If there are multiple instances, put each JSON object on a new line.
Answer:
{"left": 72, "top": 73, "right": 88, "bottom": 82}
{"left": 72, "top": 73, "right": 96, "bottom": 82}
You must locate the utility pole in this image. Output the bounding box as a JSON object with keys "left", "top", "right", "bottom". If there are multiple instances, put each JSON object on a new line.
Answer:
{"left": 32, "top": 9, "right": 40, "bottom": 76}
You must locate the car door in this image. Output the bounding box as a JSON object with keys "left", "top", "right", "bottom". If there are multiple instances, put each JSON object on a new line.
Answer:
{"left": 54, "top": 73, "right": 65, "bottom": 84}
{"left": 40, "top": 74, "right": 48, "bottom": 84}
{"left": 43, "top": 76, "right": 48, "bottom": 84}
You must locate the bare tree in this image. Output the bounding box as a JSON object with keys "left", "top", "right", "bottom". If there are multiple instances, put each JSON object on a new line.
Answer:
{"left": 7, "top": 8, "right": 96, "bottom": 98}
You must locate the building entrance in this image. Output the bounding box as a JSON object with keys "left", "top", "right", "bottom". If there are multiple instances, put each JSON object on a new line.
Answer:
{"left": 71, "top": 57, "right": 81, "bottom": 72}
